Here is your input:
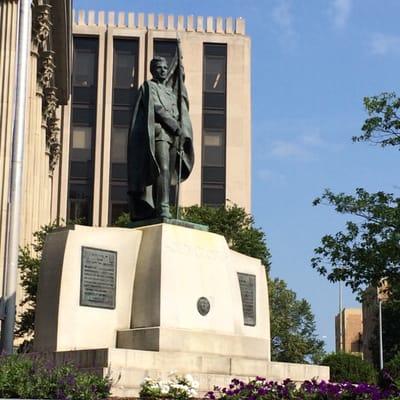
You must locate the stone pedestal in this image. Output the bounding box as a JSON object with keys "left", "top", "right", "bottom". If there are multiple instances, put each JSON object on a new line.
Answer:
{"left": 120, "top": 222, "right": 270, "bottom": 360}
{"left": 34, "top": 222, "right": 328, "bottom": 395}
{"left": 34, "top": 225, "right": 143, "bottom": 351}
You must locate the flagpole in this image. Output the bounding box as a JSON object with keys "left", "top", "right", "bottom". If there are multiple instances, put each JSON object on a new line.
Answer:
{"left": 175, "top": 37, "right": 183, "bottom": 220}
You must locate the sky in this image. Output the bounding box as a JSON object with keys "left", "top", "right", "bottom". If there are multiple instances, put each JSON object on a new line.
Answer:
{"left": 73, "top": 0, "right": 400, "bottom": 352}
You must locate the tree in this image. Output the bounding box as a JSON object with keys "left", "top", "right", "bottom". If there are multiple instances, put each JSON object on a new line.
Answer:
{"left": 312, "top": 92, "right": 400, "bottom": 364}
{"left": 16, "top": 221, "right": 62, "bottom": 350}
{"left": 311, "top": 188, "right": 400, "bottom": 298}
{"left": 369, "top": 283, "right": 400, "bottom": 368}
{"left": 353, "top": 92, "right": 400, "bottom": 148}
{"left": 179, "top": 204, "right": 325, "bottom": 363}
{"left": 269, "top": 278, "right": 325, "bottom": 363}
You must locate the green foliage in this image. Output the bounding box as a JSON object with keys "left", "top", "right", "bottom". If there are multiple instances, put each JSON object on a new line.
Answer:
{"left": 312, "top": 188, "right": 400, "bottom": 298}
{"left": 368, "top": 283, "right": 400, "bottom": 368}
{"left": 114, "top": 211, "right": 131, "bottom": 227}
{"left": 353, "top": 92, "right": 400, "bottom": 147}
{"left": 16, "top": 221, "right": 63, "bottom": 342}
{"left": 322, "top": 353, "right": 377, "bottom": 384}
{"left": 269, "top": 278, "right": 325, "bottom": 363}
{"left": 180, "top": 204, "right": 271, "bottom": 271}
{"left": 0, "top": 354, "right": 111, "bottom": 399}
{"left": 385, "top": 351, "right": 400, "bottom": 388}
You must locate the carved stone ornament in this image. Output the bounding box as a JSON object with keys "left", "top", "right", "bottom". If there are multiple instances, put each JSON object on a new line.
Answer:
{"left": 32, "top": 4, "right": 52, "bottom": 49}
{"left": 39, "top": 50, "right": 56, "bottom": 89}
{"left": 43, "top": 86, "right": 58, "bottom": 121}
{"left": 42, "top": 86, "right": 60, "bottom": 173}
{"left": 46, "top": 117, "right": 61, "bottom": 173}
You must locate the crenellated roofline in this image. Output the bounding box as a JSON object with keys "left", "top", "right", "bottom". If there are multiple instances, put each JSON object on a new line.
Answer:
{"left": 72, "top": 10, "right": 246, "bottom": 35}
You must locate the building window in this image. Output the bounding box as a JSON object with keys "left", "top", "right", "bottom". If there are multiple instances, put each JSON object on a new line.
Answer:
{"left": 202, "top": 44, "right": 227, "bottom": 207}
{"left": 153, "top": 39, "right": 177, "bottom": 67}
{"left": 68, "top": 37, "right": 98, "bottom": 224}
{"left": 109, "top": 39, "right": 139, "bottom": 224}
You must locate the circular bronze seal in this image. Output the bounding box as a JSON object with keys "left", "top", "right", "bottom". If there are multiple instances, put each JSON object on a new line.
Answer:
{"left": 197, "top": 297, "right": 210, "bottom": 316}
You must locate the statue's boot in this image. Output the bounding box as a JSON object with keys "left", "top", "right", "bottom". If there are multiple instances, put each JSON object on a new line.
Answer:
{"left": 156, "top": 169, "right": 172, "bottom": 219}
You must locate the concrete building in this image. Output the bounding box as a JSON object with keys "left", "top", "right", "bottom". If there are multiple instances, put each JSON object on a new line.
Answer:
{"left": 57, "top": 11, "right": 251, "bottom": 225}
{"left": 335, "top": 308, "right": 363, "bottom": 354}
{"left": 0, "top": 0, "right": 71, "bottom": 293}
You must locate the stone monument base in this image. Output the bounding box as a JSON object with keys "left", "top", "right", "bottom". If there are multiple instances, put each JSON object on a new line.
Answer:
{"left": 42, "top": 348, "right": 330, "bottom": 397}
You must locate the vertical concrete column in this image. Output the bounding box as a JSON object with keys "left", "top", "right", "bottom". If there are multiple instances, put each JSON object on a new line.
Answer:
{"left": 100, "top": 28, "right": 114, "bottom": 226}
{"left": 21, "top": 46, "right": 38, "bottom": 247}
{"left": 0, "top": 0, "right": 18, "bottom": 290}
{"left": 92, "top": 29, "right": 106, "bottom": 226}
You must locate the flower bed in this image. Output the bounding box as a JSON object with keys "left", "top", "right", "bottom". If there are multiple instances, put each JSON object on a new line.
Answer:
{"left": 205, "top": 377, "right": 400, "bottom": 400}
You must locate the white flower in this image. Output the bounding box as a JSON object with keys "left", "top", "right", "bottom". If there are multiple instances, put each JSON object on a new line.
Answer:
{"left": 160, "top": 384, "right": 169, "bottom": 394}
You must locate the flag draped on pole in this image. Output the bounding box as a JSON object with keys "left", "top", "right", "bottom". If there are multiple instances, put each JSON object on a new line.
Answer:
{"left": 165, "top": 39, "right": 194, "bottom": 191}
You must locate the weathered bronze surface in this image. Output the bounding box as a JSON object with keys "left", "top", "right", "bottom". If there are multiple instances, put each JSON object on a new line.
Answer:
{"left": 80, "top": 247, "right": 117, "bottom": 309}
{"left": 237, "top": 272, "right": 256, "bottom": 326}
{"left": 197, "top": 297, "right": 211, "bottom": 316}
{"left": 127, "top": 46, "right": 194, "bottom": 221}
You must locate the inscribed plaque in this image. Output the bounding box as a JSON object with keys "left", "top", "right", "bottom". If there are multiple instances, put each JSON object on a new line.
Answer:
{"left": 80, "top": 246, "right": 117, "bottom": 309}
{"left": 237, "top": 272, "right": 256, "bottom": 326}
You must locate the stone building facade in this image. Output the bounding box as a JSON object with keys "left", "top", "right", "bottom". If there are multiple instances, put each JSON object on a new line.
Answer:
{"left": 0, "top": 6, "right": 251, "bottom": 318}
{"left": 0, "top": 0, "right": 71, "bottom": 293}
{"left": 335, "top": 308, "right": 363, "bottom": 354}
{"left": 57, "top": 11, "right": 251, "bottom": 226}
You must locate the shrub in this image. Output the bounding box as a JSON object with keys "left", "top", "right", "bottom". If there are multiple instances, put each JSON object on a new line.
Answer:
{"left": 322, "top": 352, "right": 377, "bottom": 384}
{"left": 384, "top": 352, "right": 400, "bottom": 388}
{"left": 0, "top": 354, "right": 111, "bottom": 400}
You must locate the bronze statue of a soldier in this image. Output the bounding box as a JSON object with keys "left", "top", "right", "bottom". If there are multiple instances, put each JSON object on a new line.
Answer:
{"left": 127, "top": 46, "right": 194, "bottom": 221}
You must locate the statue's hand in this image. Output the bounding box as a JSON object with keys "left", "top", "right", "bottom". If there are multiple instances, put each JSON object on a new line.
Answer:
{"left": 175, "top": 127, "right": 184, "bottom": 137}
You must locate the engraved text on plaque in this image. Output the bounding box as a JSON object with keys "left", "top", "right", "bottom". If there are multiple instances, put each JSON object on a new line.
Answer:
{"left": 237, "top": 272, "right": 256, "bottom": 326}
{"left": 80, "top": 247, "right": 117, "bottom": 309}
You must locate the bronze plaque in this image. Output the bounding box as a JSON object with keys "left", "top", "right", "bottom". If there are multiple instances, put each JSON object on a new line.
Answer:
{"left": 237, "top": 272, "right": 256, "bottom": 326}
{"left": 80, "top": 247, "right": 117, "bottom": 309}
{"left": 197, "top": 297, "right": 210, "bottom": 316}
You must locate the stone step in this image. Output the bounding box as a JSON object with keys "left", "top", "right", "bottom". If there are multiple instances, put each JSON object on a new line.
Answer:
{"left": 45, "top": 348, "right": 329, "bottom": 397}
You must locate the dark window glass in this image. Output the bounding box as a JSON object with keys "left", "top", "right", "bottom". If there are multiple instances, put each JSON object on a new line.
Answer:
{"left": 204, "top": 56, "right": 226, "bottom": 93}
{"left": 111, "top": 163, "right": 127, "bottom": 180}
{"left": 203, "top": 166, "right": 225, "bottom": 183}
{"left": 204, "top": 92, "right": 225, "bottom": 110}
{"left": 110, "top": 184, "right": 128, "bottom": 201}
{"left": 72, "top": 37, "right": 98, "bottom": 88}
{"left": 112, "top": 109, "right": 132, "bottom": 127}
{"left": 73, "top": 87, "right": 97, "bottom": 104}
{"left": 109, "top": 39, "right": 139, "bottom": 224}
{"left": 202, "top": 44, "right": 227, "bottom": 207}
{"left": 203, "top": 112, "right": 225, "bottom": 130}
{"left": 113, "top": 88, "right": 136, "bottom": 106}
{"left": 68, "top": 37, "right": 98, "bottom": 225}
{"left": 202, "top": 185, "right": 225, "bottom": 206}
{"left": 111, "top": 203, "right": 129, "bottom": 224}
{"left": 113, "top": 40, "right": 138, "bottom": 89}
{"left": 72, "top": 108, "right": 95, "bottom": 125}
{"left": 153, "top": 40, "right": 177, "bottom": 67}
{"left": 203, "top": 130, "right": 224, "bottom": 167}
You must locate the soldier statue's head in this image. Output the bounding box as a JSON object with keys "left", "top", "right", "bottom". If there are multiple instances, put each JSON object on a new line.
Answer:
{"left": 150, "top": 56, "right": 168, "bottom": 83}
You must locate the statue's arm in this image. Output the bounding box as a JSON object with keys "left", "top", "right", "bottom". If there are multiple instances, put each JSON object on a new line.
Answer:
{"left": 150, "top": 85, "right": 180, "bottom": 134}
